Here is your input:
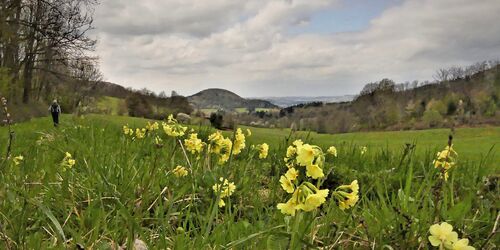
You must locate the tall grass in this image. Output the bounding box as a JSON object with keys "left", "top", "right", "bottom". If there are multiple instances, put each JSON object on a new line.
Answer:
{"left": 0, "top": 115, "right": 498, "bottom": 249}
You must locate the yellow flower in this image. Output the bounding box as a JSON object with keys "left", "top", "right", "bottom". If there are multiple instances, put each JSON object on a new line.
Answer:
{"left": 259, "top": 143, "right": 269, "bottom": 159}
{"left": 277, "top": 200, "right": 297, "bottom": 216}
{"left": 285, "top": 168, "right": 299, "bottom": 181}
{"left": 146, "top": 121, "right": 159, "bottom": 131}
{"left": 296, "top": 144, "right": 315, "bottom": 166}
{"left": 213, "top": 177, "right": 236, "bottom": 207}
{"left": 212, "top": 177, "right": 236, "bottom": 198}
{"left": 280, "top": 176, "right": 295, "bottom": 193}
{"left": 163, "top": 123, "right": 187, "bottom": 137}
{"left": 208, "top": 132, "right": 233, "bottom": 164}
{"left": 334, "top": 180, "right": 359, "bottom": 210}
{"left": 286, "top": 145, "right": 297, "bottom": 158}
{"left": 232, "top": 128, "right": 246, "bottom": 155}
{"left": 219, "top": 138, "right": 233, "bottom": 164}
{"left": 123, "top": 125, "right": 133, "bottom": 135}
{"left": 62, "top": 152, "right": 76, "bottom": 170}
{"left": 293, "top": 140, "right": 303, "bottom": 147}
{"left": 277, "top": 188, "right": 301, "bottom": 216}
{"left": 428, "top": 222, "right": 458, "bottom": 248}
{"left": 350, "top": 180, "right": 359, "bottom": 193}
{"left": 306, "top": 164, "right": 324, "bottom": 179}
{"left": 451, "top": 239, "right": 475, "bottom": 250}
{"left": 433, "top": 144, "right": 458, "bottom": 182}
{"left": 360, "top": 146, "right": 367, "bottom": 155}
{"left": 217, "top": 198, "right": 226, "bottom": 207}
{"left": 135, "top": 128, "right": 146, "bottom": 139}
{"left": 13, "top": 155, "right": 24, "bottom": 165}
{"left": 299, "top": 189, "right": 329, "bottom": 211}
{"left": 184, "top": 133, "right": 204, "bottom": 154}
{"left": 327, "top": 146, "right": 337, "bottom": 157}
{"left": 162, "top": 116, "right": 187, "bottom": 137}
{"left": 172, "top": 166, "right": 188, "bottom": 178}
{"left": 246, "top": 129, "right": 252, "bottom": 137}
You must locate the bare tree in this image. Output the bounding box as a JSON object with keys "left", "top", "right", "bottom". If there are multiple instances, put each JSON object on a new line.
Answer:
{"left": 434, "top": 68, "right": 449, "bottom": 82}
{"left": 448, "top": 66, "right": 465, "bottom": 80}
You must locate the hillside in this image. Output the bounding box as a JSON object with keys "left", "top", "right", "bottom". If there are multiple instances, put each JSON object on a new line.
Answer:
{"left": 188, "top": 88, "right": 278, "bottom": 110}
{"left": 235, "top": 63, "right": 500, "bottom": 133}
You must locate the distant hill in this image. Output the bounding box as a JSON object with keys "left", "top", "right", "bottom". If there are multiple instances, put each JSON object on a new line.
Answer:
{"left": 260, "top": 95, "right": 356, "bottom": 107}
{"left": 235, "top": 62, "right": 500, "bottom": 133}
{"left": 188, "top": 88, "right": 278, "bottom": 110}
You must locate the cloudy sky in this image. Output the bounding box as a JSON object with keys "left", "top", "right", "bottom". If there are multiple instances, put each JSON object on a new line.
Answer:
{"left": 92, "top": 0, "right": 500, "bottom": 97}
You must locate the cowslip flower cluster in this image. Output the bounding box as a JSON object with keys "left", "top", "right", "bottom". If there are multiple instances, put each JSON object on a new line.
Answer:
{"left": 163, "top": 114, "right": 187, "bottom": 137}
{"left": 284, "top": 140, "right": 325, "bottom": 179}
{"left": 232, "top": 128, "right": 246, "bottom": 155}
{"left": 327, "top": 146, "right": 337, "bottom": 157}
{"left": 360, "top": 146, "right": 367, "bottom": 155}
{"left": 172, "top": 165, "right": 188, "bottom": 178}
{"left": 332, "top": 180, "right": 359, "bottom": 210}
{"left": 184, "top": 133, "right": 205, "bottom": 154}
{"left": 61, "top": 152, "right": 76, "bottom": 171}
{"left": 13, "top": 155, "right": 24, "bottom": 165}
{"left": 258, "top": 143, "right": 269, "bottom": 159}
{"left": 145, "top": 121, "right": 159, "bottom": 131}
{"left": 433, "top": 144, "right": 457, "bottom": 181}
{"left": 212, "top": 177, "right": 236, "bottom": 207}
{"left": 428, "top": 222, "right": 474, "bottom": 249}
{"left": 135, "top": 128, "right": 146, "bottom": 139}
{"left": 123, "top": 125, "right": 134, "bottom": 136}
{"left": 208, "top": 131, "right": 233, "bottom": 164}
{"left": 277, "top": 140, "right": 329, "bottom": 215}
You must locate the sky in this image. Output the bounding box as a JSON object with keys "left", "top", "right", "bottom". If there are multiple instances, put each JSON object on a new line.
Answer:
{"left": 92, "top": 0, "right": 500, "bottom": 97}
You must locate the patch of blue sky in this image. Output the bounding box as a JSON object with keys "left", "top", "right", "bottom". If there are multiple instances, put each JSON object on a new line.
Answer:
{"left": 288, "top": 0, "right": 403, "bottom": 35}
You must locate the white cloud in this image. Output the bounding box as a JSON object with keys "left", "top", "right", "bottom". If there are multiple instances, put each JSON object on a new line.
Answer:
{"left": 94, "top": 0, "right": 500, "bottom": 97}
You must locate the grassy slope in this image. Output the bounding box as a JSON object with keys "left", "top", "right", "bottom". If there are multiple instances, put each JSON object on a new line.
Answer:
{"left": 4, "top": 114, "right": 497, "bottom": 165}
{"left": 0, "top": 114, "right": 498, "bottom": 248}
{"left": 96, "top": 96, "right": 126, "bottom": 115}
{"left": 242, "top": 125, "right": 499, "bottom": 165}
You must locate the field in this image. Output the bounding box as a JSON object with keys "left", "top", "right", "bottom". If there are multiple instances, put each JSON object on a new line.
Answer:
{"left": 199, "top": 108, "right": 277, "bottom": 115}
{"left": 96, "top": 96, "right": 126, "bottom": 115}
{"left": 0, "top": 114, "right": 498, "bottom": 249}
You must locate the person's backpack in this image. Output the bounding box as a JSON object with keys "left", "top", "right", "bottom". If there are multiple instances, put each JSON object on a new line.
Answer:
{"left": 50, "top": 103, "right": 60, "bottom": 113}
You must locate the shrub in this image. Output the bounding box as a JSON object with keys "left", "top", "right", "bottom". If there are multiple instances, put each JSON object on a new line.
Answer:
{"left": 209, "top": 112, "right": 224, "bottom": 129}
{"left": 423, "top": 109, "right": 442, "bottom": 127}
{"left": 125, "top": 93, "right": 153, "bottom": 117}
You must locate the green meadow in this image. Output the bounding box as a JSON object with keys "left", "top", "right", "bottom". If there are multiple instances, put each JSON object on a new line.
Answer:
{"left": 0, "top": 114, "right": 498, "bottom": 249}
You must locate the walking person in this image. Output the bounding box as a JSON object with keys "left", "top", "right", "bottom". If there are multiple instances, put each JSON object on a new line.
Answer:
{"left": 49, "top": 100, "right": 61, "bottom": 127}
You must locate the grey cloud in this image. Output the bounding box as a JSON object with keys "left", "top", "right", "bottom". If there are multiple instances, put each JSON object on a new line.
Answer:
{"left": 94, "top": 0, "right": 500, "bottom": 97}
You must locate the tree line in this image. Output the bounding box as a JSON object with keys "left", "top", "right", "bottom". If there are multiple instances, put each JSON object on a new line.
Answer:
{"left": 0, "top": 0, "right": 99, "bottom": 106}
{"left": 234, "top": 60, "right": 500, "bottom": 133}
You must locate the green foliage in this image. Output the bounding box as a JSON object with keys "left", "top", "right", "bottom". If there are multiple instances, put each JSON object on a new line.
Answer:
{"left": 423, "top": 109, "right": 443, "bottom": 127}
{"left": 125, "top": 93, "right": 153, "bottom": 118}
{"left": 0, "top": 115, "right": 498, "bottom": 249}
{"left": 209, "top": 112, "right": 224, "bottom": 129}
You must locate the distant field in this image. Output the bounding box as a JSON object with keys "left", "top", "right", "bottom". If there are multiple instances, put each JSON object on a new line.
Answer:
{"left": 5, "top": 114, "right": 498, "bottom": 166}
{"left": 199, "top": 107, "right": 278, "bottom": 115}
{"left": 237, "top": 125, "right": 500, "bottom": 166}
